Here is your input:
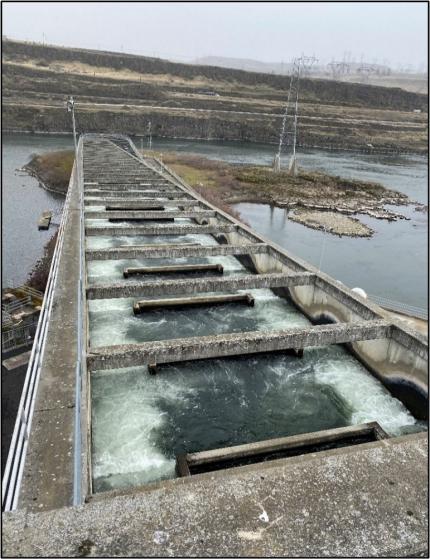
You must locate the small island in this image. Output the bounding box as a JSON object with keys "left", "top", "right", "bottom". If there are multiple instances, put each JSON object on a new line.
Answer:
{"left": 25, "top": 149, "right": 419, "bottom": 238}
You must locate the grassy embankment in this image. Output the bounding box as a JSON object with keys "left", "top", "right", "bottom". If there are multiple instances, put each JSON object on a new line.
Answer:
{"left": 24, "top": 150, "right": 75, "bottom": 194}
{"left": 25, "top": 151, "right": 73, "bottom": 290}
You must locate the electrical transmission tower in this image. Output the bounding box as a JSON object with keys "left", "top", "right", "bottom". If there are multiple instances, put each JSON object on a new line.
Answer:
{"left": 273, "top": 55, "right": 317, "bottom": 175}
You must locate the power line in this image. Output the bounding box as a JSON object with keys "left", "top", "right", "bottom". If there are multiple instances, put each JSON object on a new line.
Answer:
{"left": 273, "top": 55, "right": 317, "bottom": 175}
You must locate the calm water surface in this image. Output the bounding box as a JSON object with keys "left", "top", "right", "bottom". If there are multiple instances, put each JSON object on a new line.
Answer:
{"left": 2, "top": 133, "right": 73, "bottom": 286}
{"left": 3, "top": 134, "right": 427, "bottom": 308}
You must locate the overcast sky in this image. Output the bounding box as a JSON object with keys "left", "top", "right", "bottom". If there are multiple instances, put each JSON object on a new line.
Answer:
{"left": 2, "top": 2, "right": 428, "bottom": 69}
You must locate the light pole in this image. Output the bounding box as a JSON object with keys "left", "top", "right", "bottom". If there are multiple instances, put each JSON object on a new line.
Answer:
{"left": 67, "top": 96, "right": 78, "bottom": 157}
{"left": 147, "top": 121, "right": 152, "bottom": 150}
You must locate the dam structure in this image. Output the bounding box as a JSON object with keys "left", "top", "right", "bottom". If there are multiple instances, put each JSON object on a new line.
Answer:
{"left": 2, "top": 134, "right": 428, "bottom": 557}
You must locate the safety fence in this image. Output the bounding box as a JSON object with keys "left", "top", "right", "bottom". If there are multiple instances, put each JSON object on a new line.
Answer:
{"left": 2, "top": 151, "right": 76, "bottom": 512}
{"left": 369, "top": 293, "right": 428, "bottom": 321}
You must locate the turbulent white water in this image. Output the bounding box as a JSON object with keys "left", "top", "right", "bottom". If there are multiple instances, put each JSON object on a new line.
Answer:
{"left": 91, "top": 344, "right": 419, "bottom": 492}
{"left": 88, "top": 234, "right": 424, "bottom": 494}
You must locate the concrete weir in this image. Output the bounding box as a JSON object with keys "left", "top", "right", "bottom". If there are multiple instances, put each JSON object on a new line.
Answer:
{"left": 86, "top": 243, "right": 268, "bottom": 261}
{"left": 133, "top": 293, "right": 255, "bottom": 314}
{"left": 3, "top": 134, "right": 427, "bottom": 558}
{"left": 87, "top": 320, "right": 391, "bottom": 371}
{"left": 85, "top": 223, "right": 238, "bottom": 236}
{"left": 87, "top": 272, "right": 315, "bottom": 299}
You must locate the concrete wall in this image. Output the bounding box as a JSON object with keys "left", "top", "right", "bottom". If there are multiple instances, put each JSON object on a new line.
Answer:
{"left": 220, "top": 223, "right": 428, "bottom": 419}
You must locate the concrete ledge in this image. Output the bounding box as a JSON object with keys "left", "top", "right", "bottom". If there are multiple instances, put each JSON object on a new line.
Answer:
{"left": 86, "top": 272, "right": 315, "bottom": 299}
{"left": 87, "top": 320, "right": 390, "bottom": 371}
{"left": 85, "top": 243, "right": 268, "bottom": 260}
{"left": 85, "top": 210, "right": 216, "bottom": 219}
{"left": 84, "top": 184, "right": 180, "bottom": 191}
{"left": 390, "top": 323, "right": 428, "bottom": 360}
{"left": 84, "top": 189, "right": 192, "bottom": 198}
{"left": 84, "top": 199, "right": 201, "bottom": 208}
{"left": 2, "top": 433, "right": 427, "bottom": 557}
{"left": 182, "top": 422, "right": 389, "bottom": 472}
{"left": 85, "top": 224, "right": 237, "bottom": 236}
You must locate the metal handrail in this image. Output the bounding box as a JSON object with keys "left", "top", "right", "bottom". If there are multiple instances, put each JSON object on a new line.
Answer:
{"left": 369, "top": 294, "right": 428, "bottom": 321}
{"left": 73, "top": 136, "right": 86, "bottom": 506}
{"left": 1, "top": 154, "right": 76, "bottom": 512}
{"left": 1, "top": 296, "right": 31, "bottom": 314}
{"left": 16, "top": 285, "right": 44, "bottom": 299}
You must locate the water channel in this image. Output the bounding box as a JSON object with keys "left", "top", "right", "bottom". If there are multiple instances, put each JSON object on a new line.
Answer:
{"left": 3, "top": 133, "right": 427, "bottom": 492}
{"left": 89, "top": 230, "right": 423, "bottom": 493}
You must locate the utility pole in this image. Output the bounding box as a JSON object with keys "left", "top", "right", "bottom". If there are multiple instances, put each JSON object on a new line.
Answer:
{"left": 273, "top": 55, "right": 317, "bottom": 175}
{"left": 147, "top": 121, "right": 152, "bottom": 150}
{"left": 67, "top": 96, "right": 78, "bottom": 157}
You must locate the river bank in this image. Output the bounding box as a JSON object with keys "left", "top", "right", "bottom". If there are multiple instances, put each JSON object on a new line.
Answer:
{"left": 26, "top": 148, "right": 419, "bottom": 238}
{"left": 154, "top": 151, "right": 420, "bottom": 237}
{"left": 3, "top": 133, "right": 427, "bottom": 309}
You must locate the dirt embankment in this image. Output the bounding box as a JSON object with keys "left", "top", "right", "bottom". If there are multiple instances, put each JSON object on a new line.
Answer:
{"left": 3, "top": 39, "right": 428, "bottom": 154}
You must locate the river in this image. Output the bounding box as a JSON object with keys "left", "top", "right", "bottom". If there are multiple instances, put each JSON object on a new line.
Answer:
{"left": 2, "top": 133, "right": 428, "bottom": 309}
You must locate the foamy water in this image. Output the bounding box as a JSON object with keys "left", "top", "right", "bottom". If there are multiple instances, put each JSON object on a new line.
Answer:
{"left": 92, "top": 344, "right": 420, "bottom": 492}
{"left": 88, "top": 234, "right": 424, "bottom": 494}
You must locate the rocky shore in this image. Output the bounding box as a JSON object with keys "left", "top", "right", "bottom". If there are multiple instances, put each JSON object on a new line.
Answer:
{"left": 160, "top": 152, "right": 418, "bottom": 237}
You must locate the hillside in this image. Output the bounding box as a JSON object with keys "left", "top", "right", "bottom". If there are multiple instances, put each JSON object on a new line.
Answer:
{"left": 2, "top": 39, "right": 428, "bottom": 153}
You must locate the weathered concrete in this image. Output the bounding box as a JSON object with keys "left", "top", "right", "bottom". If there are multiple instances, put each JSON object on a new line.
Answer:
{"left": 133, "top": 293, "right": 254, "bottom": 314}
{"left": 85, "top": 224, "right": 238, "bottom": 236}
{"left": 2, "top": 350, "right": 31, "bottom": 371}
{"left": 16, "top": 163, "right": 86, "bottom": 513}
{"left": 37, "top": 211, "right": 52, "bottom": 230}
{"left": 84, "top": 189, "right": 192, "bottom": 198}
{"left": 182, "top": 422, "right": 389, "bottom": 472}
{"left": 5, "top": 134, "right": 427, "bottom": 558}
{"left": 85, "top": 209, "right": 216, "bottom": 219}
{"left": 86, "top": 271, "right": 315, "bottom": 299}
{"left": 84, "top": 184, "right": 180, "bottom": 191}
{"left": 86, "top": 243, "right": 268, "bottom": 261}
{"left": 87, "top": 320, "right": 390, "bottom": 371}
{"left": 3, "top": 433, "right": 428, "bottom": 557}
{"left": 84, "top": 199, "right": 201, "bottom": 208}
{"left": 106, "top": 204, "right": 166, "bottom": 211}
{"left": 124, "top": 263, "right": 224, "bottom": 277}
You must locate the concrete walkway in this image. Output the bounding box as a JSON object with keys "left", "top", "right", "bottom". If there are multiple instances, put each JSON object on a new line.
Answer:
{"left": 2, "top": 433, "right": 428, "bottom": 557}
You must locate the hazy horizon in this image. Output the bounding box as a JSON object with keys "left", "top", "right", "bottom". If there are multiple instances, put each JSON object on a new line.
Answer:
{"left": 2, "top": 2, "right": 428, "bottom": 71}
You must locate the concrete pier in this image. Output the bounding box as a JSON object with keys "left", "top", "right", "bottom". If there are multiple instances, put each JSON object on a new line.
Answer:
{"left": 37, "top": 211, "right": 52, "bottom": 230}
